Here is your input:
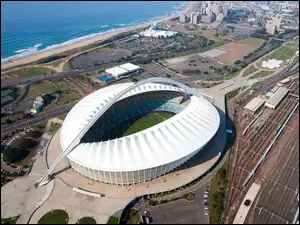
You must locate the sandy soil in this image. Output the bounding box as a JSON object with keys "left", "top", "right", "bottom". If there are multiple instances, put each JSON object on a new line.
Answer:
{"left": 2, "top": 1, "right": 196, "bottom": 70}
{"left": 215, "top": 38, "right": 265, "bottom": 65}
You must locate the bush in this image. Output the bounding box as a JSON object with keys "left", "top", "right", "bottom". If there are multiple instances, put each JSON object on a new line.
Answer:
{"left": 3, "top": 147, "right": 30, "bottom": 163}
{"left": 217, "top": 168, "right": 227, "bottom": 180}
{"left": 27, "top": 130, "right": 43, "bottom": 139}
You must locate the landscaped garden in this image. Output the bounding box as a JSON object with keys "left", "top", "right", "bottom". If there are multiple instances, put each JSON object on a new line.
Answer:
{"left": 37, "top": 209, "right": 69, "bottom": 224}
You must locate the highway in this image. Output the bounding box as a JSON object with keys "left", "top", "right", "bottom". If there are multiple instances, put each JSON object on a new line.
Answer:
{"left": 1, "top": 102, "right": 77, "bottom": 134}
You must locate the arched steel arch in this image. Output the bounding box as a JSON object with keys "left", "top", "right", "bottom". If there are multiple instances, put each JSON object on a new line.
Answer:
{"left": 36, "top": 77, "right": 214, "bottom": 186}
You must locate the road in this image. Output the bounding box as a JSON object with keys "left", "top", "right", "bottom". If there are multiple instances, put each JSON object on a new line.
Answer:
{"left": 1, "top": 102, "right": 77, "bottom": 134}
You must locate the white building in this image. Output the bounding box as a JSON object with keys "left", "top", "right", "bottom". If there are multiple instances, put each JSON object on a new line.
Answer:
{"left": 105, "top": 63, "right": 140, "bottom": 78}
{"left": 139, "top": 22, "right": 177, "bottom": 38}
{"left": 179, "top": 14, "right": 186, "bottom": 23}
{"left": 265, "top": 87, "right": 289, "bottom": 109}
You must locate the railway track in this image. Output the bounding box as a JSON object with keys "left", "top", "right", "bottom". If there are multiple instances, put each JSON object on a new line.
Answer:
{"left": 225, "top": 80, "right": 299, "bottom": 223}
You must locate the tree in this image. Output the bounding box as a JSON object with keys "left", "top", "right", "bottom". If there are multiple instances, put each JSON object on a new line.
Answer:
{"left": 217, "top": 168, "right": 227, "bottom": 180}
{"left": 27, "top": 130, "right": 43, "bottom": 139}
{"left": 3, "top": 147, "right": 30, "bottom": 163}
{"left": 204, "top": 71, "right": 209, "bottom": 74}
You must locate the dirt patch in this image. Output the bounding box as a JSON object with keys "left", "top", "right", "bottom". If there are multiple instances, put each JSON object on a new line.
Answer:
{"left": 214, "top": 38, "right": 265, "bottom": 65}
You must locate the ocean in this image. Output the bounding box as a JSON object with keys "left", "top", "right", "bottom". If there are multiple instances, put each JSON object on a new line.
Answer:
{"left": 1, "top": 1, "right": 187, "bottom": 64}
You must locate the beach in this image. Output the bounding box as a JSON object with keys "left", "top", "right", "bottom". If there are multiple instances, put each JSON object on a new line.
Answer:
{"left": 1, "top": 1, "right": 196, "bottom": 70}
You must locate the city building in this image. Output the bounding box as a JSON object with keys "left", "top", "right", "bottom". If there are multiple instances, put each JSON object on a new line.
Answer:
{"left": 192, "top": 13, "right": 199, "bottom": 24}
{"left": 201, "top": 14, "right": 213, "bottom": 24}
{"left": 139, "top": 22, "right": 177, "bottom": 38}
{"left": 179, "top": 14, "right": 186, "bottom": 23}
{"left": 190, "top": 12, "right": 195, "bottom": 24}
{"left": 265, "top": 87, "right": 289, "bottom": 109}
{"left": 105, "top": 63, "right": 140, "bottom": 78}
{"left": 217, "top": 12, "right": 225, "bottom": 22}
{"left": 266, "top": 22, "right": 277, "bottom": 35}
{"left": 31, "top": 96, "right": 44, "bottom": 114}
{"left": 52, "top": 80, "right": 220, "bottom": 185}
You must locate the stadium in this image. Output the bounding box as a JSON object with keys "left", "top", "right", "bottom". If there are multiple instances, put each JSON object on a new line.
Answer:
{"left": 39, "top": 78, "right": 220, "bottom": 186}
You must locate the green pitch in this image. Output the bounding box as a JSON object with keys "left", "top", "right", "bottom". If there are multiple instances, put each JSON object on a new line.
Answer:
{"left": 122, "top": 112, "right": 174, "bottom": 137}
{"left": 264, "top": 44, "right": 298, "bottom": 61}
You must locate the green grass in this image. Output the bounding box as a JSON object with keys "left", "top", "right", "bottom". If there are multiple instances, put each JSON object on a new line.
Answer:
{"left": 122, "top": 112, "right": 174, "bottom": 137}
{"left": 213, "top": 71, "right": 239, "bottom": 81}
{"left": 58, "top": 113, "right": 68, "bottom": 120}
{"left": 107, "top": 216, "right": 119, "bottom": 224}
{"left": 24, "top": 81, "right": 58, "bottom": 100}
{"left": 200, "top": 82, "right": 222, "bottom": 88}
{"left": 183, "top": 192, "right": 196, "bottom": 201}
{"left": 208, "top": 150, "right": 230, "bottom": 224}
{"left": 63, "top": 61, "right": 71, "bottom": 71}
{"left": 1, "top": 216, "right": 20, "bottom": 224}
{"left": 250, "top": 70, "right": 273, "bottom": 79}
{"left": 264, "top": 44, "right": 298, "bottom": 61}
{"left": 127, "top": 209, "right": 140, "bottom": 224}
{"left": 37, "top": 209, "right": 69, "bottom": 224}
{"left": 242, "top": 65, "right": 258, "bottom": 77}
{"left": 226, "top": 86, "right": 247, "bottom": 101}
{"left": 6, "top": 67, "right": 55, "bottom": 79}
{"left": 51, "top": 79, "right": 81, "bottom": 106}
{"left": 48, "top": 122, "right": 61, "bottom": 133}
{"left": 76, "top": 217, "right": 96, "bottom": 224}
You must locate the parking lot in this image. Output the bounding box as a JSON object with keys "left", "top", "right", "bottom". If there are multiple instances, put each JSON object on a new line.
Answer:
{"left": 149, "top": 187, "right": 209, "bottom": 224}
{"left": 70, "top": 48, "right": 132, "bottom": 70}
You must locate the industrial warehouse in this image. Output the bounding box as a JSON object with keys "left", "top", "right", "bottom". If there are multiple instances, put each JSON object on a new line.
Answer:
{"left": 36, "top": 78, "right": 220, "bottom": 186}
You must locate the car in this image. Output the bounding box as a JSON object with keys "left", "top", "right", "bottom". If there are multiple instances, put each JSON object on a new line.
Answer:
{"left": 204, "top": 193, "right": 209, "bottom": 198}
{"left": 205, "top": 211, "right": 208, "bottom": 216}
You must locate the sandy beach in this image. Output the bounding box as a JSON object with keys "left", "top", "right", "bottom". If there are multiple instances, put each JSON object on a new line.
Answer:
{"left": 2, "top": 1, "right": 196, "bottom": 70}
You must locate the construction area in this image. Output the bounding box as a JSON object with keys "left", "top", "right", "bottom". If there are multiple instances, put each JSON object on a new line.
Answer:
{"left": 224, "top": 74, "right": 299, "bottom": 224}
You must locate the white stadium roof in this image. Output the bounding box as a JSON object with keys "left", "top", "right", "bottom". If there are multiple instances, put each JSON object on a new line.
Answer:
{"left": 60, "top": 82, "right": 220, "bottom": 172}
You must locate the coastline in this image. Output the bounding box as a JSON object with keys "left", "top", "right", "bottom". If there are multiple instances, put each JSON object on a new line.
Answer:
{"left": 1, "top": 1, "right": 195, "bottom": 70}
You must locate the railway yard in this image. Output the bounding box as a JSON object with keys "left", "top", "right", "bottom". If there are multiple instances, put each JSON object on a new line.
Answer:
{"left": 224, "top": 73, "right": 299, "bottom": 224}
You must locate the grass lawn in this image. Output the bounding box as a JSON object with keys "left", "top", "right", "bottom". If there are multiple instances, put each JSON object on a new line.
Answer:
{"left": 242, "top": 65, "right": 258, "bottom": 77}
{"left": 51, "top": 79, "right": 81, "bottom": 105}
{"left": 6, "top": 67, "right": 55, "bottom": 79}
{"left": 213, "top": 71, "right": 239, "bottom": 81}
{"left": 1, "top": 113, "right": 24, "bottom": 125}
{"left": 63, "top": 61, "right": 72, "bottom": 71}
{"left": 76, "top": 217, "right": 96, "bottom": 224}
{"left": 127, "top": 208, "right": 140, "bottom": 224}
{"left": 250, "top": 70, "right": 273, "bottom": 79}
{"left": 264, "top": 44, "right": 298, "bottom": 61}
{"left": 106, "top": 216, "right": 119, "bottom": 224}
{"left": 37, "top": 209, "right": 69, "bottom": 224}
{"left": 48, "top": 122, "right": 61, "bottom": 133}
{"left": 200, "top": 82, "right": 222, "bottom": 88}
{"left": 208, "top": 150, "right": 230, "bottom": 224}
{"left": 24, "top": 81, "right": 58, "bottom": 100}
{"left": 58, "top": 113, "right": 68, "bottom": 120}
{"left": 122, "top": 112, "right": 174, "bottom": 137}
{"left": 1, "top": 216, "right": 20, "bottom": 224}
{"left": 226, "top": 86, "right": 247, "bottom": 101}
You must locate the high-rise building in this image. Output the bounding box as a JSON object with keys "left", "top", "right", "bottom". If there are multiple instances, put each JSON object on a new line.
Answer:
{"left": 201, "top": 14, "right": 213, "bottom": 24}
{"left": 202, "top": 1, "right": 207, "bottom": 14}
{"left": 217, "top": 12, "right": 224, "bottom": 22}
{"left": 273, "top": 15, "right": 282, "bottom": 27}
{"left": 190, "top": 12, "right": 195, "bottom": 24}
{"left": 179, "top": 14, "right": 186, "bottom": 23}
{"left": 266, "top": 23, "right": 277, "bottom": 35}
{"left": 206, "top": 1, "right": 212, "bottom": 14}
{"left": 192, "top": 14, "right": 199, "bottom": 24}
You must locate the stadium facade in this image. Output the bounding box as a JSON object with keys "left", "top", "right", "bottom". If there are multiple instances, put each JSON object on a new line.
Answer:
{"left": 39, "top": 78, "right": 220, "bottom": 186}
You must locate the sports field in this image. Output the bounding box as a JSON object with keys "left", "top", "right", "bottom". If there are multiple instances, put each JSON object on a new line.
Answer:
{"left": 122, "top": 112, "right": 174, "bottom": 137}
{"left": 264, "top": 44, "right": 298, "bottom": 61}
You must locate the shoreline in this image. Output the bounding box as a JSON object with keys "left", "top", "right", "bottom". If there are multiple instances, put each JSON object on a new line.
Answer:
{"left": 1, "top": 1, "right": 196, "bottom": 70}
